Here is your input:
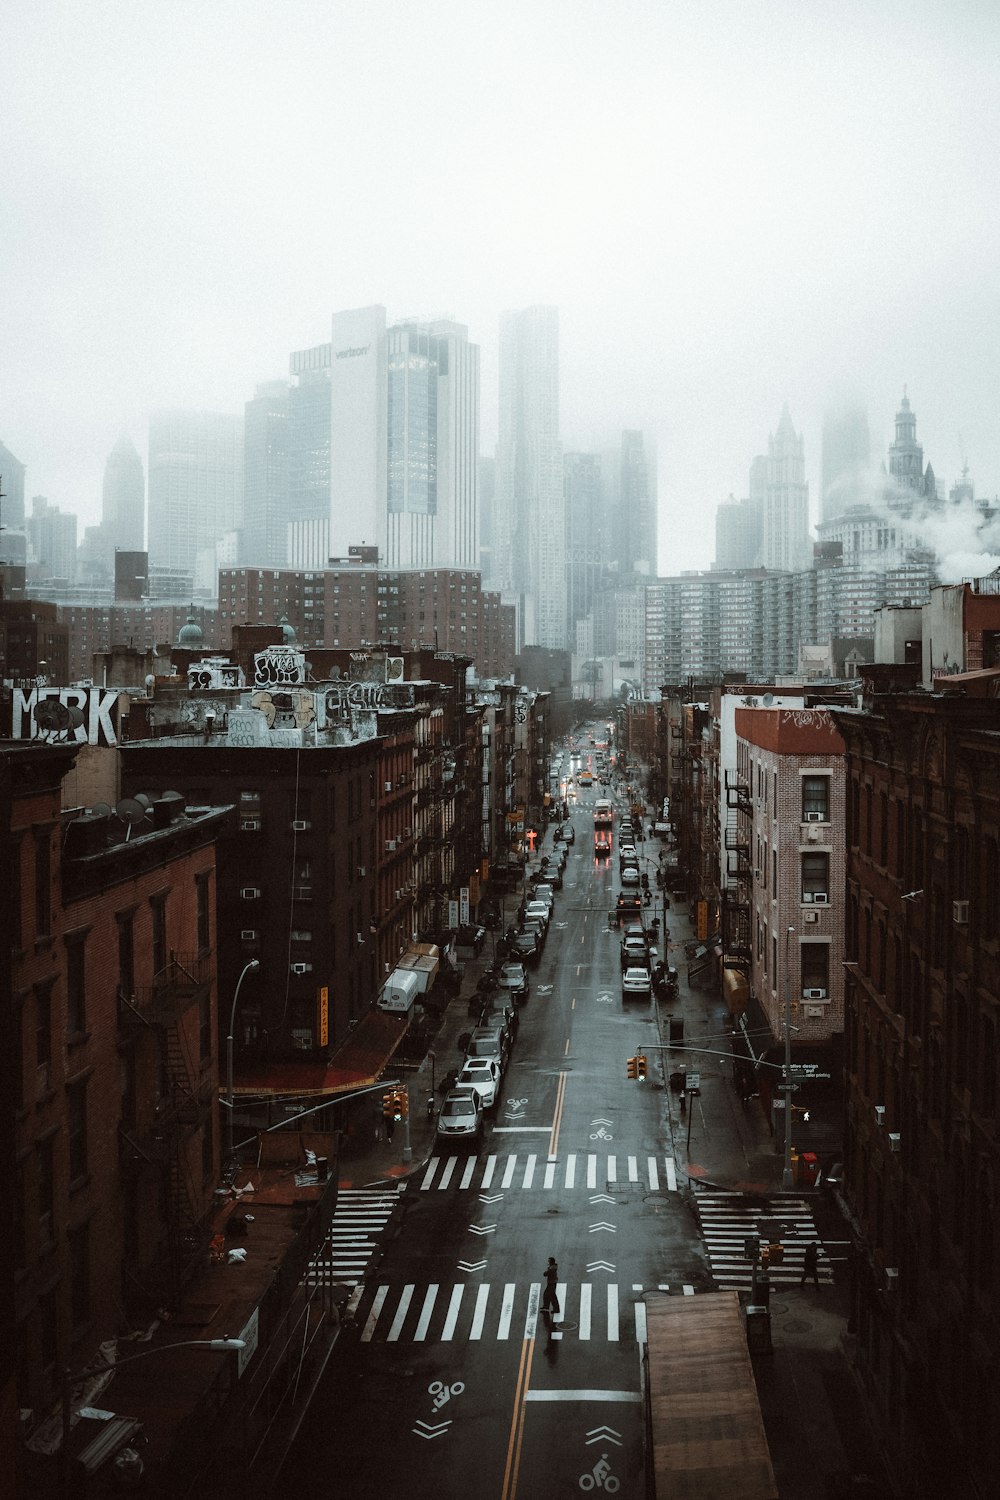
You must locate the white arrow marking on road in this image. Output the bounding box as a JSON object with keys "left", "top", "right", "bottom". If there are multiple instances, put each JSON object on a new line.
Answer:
{"left": 555, "top": 922, "right": 568, "bottom": 929}
{"left": 413, "top": 1418, "right": 452, "bottom": 1440}
{"left": 587, "top": 1259, "right": 616, "bottom": 1273}
{"left": 591, "top": 1117, "right": 613, "bottom": 1127}
{"left": 585, "top": 1425, "right": 624, "bottom": 1447}
{"left": 457, "top": 1259, "right": 487, "bottom": 1273}
{"left": 590, "top": 1193, "right": 615, "bottom": 1204}
{"left": 589, "top": 1221, "right": 617, "bottom": 1234}
{"left": 479, "top": 1192, "right": 504, "bottom": 1204}
{"left": 469, "top": 1223, "right": 496, "bottom": 1236}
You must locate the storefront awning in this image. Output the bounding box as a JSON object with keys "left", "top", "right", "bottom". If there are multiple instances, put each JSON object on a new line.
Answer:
{"left": 723, "top": 966, "right": 750, "bottom": 1016}
{"left": 232, "top": 1009, "right": 408, "bottom": 1098}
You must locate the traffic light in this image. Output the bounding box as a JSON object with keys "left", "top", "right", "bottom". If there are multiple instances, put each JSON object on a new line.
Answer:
{"left": 637, "top": 1054, "right": 647, "bottom": 1080}
{"left": 393, "top": 1088, "right": 408, "bottom": 1122}
{"left": 383, "top": 1091, "right": 396, "bottom": 1120}
{"left": 627, "top": 1054, "right": 648, "bottom": 1081}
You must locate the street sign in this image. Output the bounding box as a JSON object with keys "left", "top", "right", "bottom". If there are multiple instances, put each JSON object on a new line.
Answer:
{"left": 685, "top": 1072, "right": 701, "bottom": 1092}
{"left": 789, "top": 1064, "right": 832, "bottom": 1080}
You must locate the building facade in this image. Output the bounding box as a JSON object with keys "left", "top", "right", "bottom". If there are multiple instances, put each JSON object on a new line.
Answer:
{"left": 102, "top": 433, "right": 145, "bottom": 554}
{"left": 147, "top": 410, "right": 240, "bottom": 576}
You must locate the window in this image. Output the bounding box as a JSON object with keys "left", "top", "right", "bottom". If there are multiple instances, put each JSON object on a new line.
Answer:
{"left": 196, "top": 873, "right": 211, "bottom": 954}
{"left": 151, "top": 895, "right": 167, "bottom": 975}
{"left": 38, "top": 1136, "right": 54, "bottom": 1244}
{"left": 67, "top": 1078, "right": 88, "bottom": 1182}
{"left": 803, "top": 774, "right": 833, "bottom": 822}
{"left": 65, "top": 937, "right": 86, "bottom": 1036}
{"left": 69, "top": 1223, "right": 91, "bottom": 1328}
{"left": 36, "top": 984, "right": 52, "bottom": 1071}
{"left": 117, "top": 913, "right": 135, "bottom": 1001}
{"left": 800, "top": 942, "right": 829, "bottom": 994}
{"left": 199, "top": 987, "right": 212, "bottom": 1065}
{"left": 35, "top": 832, "right": 51, "bottom": 935}
{"left": 801, "top": 852, "right": 830, "bottom": 901}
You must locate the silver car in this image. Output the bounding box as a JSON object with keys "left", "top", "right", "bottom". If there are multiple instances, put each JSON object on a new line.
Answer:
{"left": 436, "top": 1089, "right": 484, "bottom": 1146}
{"left": 622, "top": 966, "right": 652, "bottom": 1001}
{"left": 457, "top": 1059, "right": 501, "bottom": 1110}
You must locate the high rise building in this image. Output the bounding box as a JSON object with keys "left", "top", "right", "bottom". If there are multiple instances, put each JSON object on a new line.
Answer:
{"left": 0, "top": 439, "right": 26, "bottom": 530}
{"left": 756, "top": 406, "right": 810, "bottom": 573}
{"left": 821, "top": 400, "right": 871, "bottom": 521}
{"left": 327, "top": 308, "right": 479, "bottom": 572}
{"left": 288, "top": 345, "right": 332, "bottom": 526}
{"left": 27, "top": 496, "right": 77, "bottom": 582}
{"left": 714, "top": 494, "right": 760, "bottom": 570}
{"left": 101, "top": 433, "right": 145, "bottom": 553}
{"left": 564, "top": 452, "right": 603, "bottom": 632}
{"left": 886, "top": 388, "right": 939, "bottom": 507}
{"left": 493, "top": 305, "right": 564, "bottom": 648}
{"left": 147, "top": 411, "right": 240, "bottom": 575}
{"left": 242, "top": 381, "right": 289, "bottom": 567}
{"left": 616, "top": 431, "right": 656, "bottom": 576}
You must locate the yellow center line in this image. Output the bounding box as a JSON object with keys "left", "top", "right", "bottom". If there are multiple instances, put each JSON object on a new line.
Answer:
{"left": 564, "top": 1036, "right": 570, "bottom": 1055}
{"left": 504, "top": 1337, "right": 536, "bottom": 1500}
{"left": 548, "top": 1070, "right": 568, "bottom": 1157}
{"left": 500, "top": 1336, "right": 533, "bottom": 1500}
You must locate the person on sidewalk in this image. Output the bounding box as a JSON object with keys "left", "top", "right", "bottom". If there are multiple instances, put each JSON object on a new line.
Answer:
{"left": 800, "top": 1241, "right": 821, "bottom": 1289}
{"left": 542, "top": 1256, "right": 560, "bottom": 1320}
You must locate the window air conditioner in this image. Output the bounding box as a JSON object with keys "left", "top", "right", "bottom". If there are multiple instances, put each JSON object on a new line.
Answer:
{"left": 806, "top": 811, "right": 824, "bottom": 822}
{"left": 240, "top": 887, "right": 261, "bottom": 900}
{"left": 291, "top": 820, "right": 310, "bottom": 831}
{"left": 241, "top": 929, "right": 258, "bottom": 941}
{"left": 888, "top": 1132, "right": 901, "bottom": 1152}
{"left": 385, "top": 781, "right": 393, "bottom": 793}
{"left": 885, "top": 1267, "right": 899, "bottom": 1290}
{"left": 952, "top": 899, "right": 969, "bottom": 924}
{"left": 803, "top": 987, "right": 827, "bottom": 1000}
{"left": 385, "top": 839, "right": 397, "bottom": 852}
{"left": 358, "top": 866, "right": 366, "bottom": 878}
{"left": 812, "top": 892, "right": 829, "bottom": 905}
{"left": 241, "top": 818, "right": 260, "bottom": 831}
{"left": 874, "top": 1104, "right": 886, "bottom": 1125}
{"left": 403, "top": 826, "right": 412, "bottom": 838}
{"left": 291, "top": 962, "right": 310, "bottom": 975}
{"left": 804, "top": 1003, "right": 824, "bottom": 1019}
{"left": 804, "top": 911, "right": 819, "bottom": 925}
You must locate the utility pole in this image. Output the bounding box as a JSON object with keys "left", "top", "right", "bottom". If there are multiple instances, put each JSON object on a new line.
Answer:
{"left": 782, "top": 925, "right": 796, "bottom": 1189}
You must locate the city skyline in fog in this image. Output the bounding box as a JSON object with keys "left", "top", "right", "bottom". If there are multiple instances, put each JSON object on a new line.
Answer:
{"left": 4, "top": 0, "right": 1000, "bottom": 575}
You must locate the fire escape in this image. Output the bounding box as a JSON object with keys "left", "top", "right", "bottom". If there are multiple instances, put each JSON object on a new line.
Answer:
{"left": 722, "top": 768, "right": 752, "bottom": 973}
{"left": 118, "top": 951, "right": 216, "bottom": 1311}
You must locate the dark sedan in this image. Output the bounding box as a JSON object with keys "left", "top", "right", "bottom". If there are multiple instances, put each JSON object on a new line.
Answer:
{"left": 510, "top": 930, "right": 541, "bottom": 966}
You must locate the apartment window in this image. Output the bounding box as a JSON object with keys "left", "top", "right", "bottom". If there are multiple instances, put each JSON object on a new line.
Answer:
{"left": 38, "top": 1136, "right": 54, "bottom": 1245}
{"left": 36, "top": 983, "right": 52, "bottom": 1071}
{"left": 65, "top": 936, "right": 86, "bottom": 1036}
{"left": 35, "top": 831, "right": 51, "bottom": 935}
{"left": 69, "top": 1223, "right": 91, "bottom": 1328}
{"left": 801, "top": 853, "right": 830, "bottom": 902}
{"left": 879, "top": 791, "right": 889, "bottom": 867}
{"left": 117, "top": 913, "right": 135, "bottom": 1001}
{"left": 182, "top": 873, "right": 204, "bottom": 961}
{"left": 67, "top": 1078, "right": 89, "bottom": 1182}
{"left": 39, "top": 1287, "right": 58, "bottom": 1375}
{"left": 800, "top": 942, "right": 830, "bottom": 994}
{"left": 151, "top": 895, "right": 167, "bottom": 975}
{"left": 239, "top": 790, "right": 262, "bottom": 832}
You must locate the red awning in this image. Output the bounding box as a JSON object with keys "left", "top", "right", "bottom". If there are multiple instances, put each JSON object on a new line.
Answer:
{"left": 232, "top": 1009, "right": 408, "bottom": 1098}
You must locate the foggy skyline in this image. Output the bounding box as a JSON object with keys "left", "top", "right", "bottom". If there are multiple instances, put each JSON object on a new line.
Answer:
{"left": 4, "top": 0, "right": 1000, "bottom": 575}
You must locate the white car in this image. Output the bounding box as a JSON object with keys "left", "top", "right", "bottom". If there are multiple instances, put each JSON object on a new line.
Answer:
{"left": 524, "top": 900, "right": 551, "bottom": 930}
{"left": 622, "top": 966, "right": 652, "bottom": 1001}
{"left": 457, "top": 1059, "right": 501, "bottom": 1110}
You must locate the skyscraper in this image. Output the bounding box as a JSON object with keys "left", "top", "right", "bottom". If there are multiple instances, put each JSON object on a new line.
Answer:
{"left": 615, "top": 431, "right": 657, "bottom": 576}
{"left": 242, "top": 381, "right": 289, "bottom": 567}
{"left": 101, "top": 433, "right": 145, "bottom": 552}
{"left": 755, "top": 406, "right": 810, "bottom": 572}
{"left": 886, "top": 388, "right": 939, "bottom": 508}
{"left": 0, "top": 440, "right": 26, "bottom": 530}
{"left": 821, "top": 400, "right": 871, "bottom": 521}
{"left": 493, "top": 305, "right": 564, "bottom": 648}
{"left": 147, "top": 411, "right": 240, "bottom": 575}
{"left": 288, "top": 345, "right": 332, "bottom": 526}
{"left": 564, "top": 451, "right": 603, "bottom": 631}
{"left": 714, "top": 495, "right": 760, "bottom": 570}
{"left": 328, "top": 308, "right": 479, "bottom": 571}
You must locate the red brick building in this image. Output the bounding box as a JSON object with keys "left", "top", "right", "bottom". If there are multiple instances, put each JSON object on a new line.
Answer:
{"left": 3, "top": 742, "right": 230, "bottom": 1482}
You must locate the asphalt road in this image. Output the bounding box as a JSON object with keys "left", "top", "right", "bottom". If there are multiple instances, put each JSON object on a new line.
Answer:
{"left": 284, "top": 792, "right": 709, "bottom": 1498}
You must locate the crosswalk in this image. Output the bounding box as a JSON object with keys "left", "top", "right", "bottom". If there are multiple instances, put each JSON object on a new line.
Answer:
{"left": 308, "top": 1187, "right": 401, "bottom": 1288}
{"left": 420, "top": 1152, "right": 679, "bottom": 1194}
{"left": 694, "top": 1191, "right": 835, "bottom": 1288}
{"left": 357, "top": 1279, "right": 698, "bottom": 1345}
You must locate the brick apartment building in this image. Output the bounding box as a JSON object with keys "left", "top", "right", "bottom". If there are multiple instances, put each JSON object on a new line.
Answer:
{"left": 3, "top": 742, "right": 230, "bottom": 1485}
{"left": 831, "top": 666, "right": 1000, "bottom": 1499}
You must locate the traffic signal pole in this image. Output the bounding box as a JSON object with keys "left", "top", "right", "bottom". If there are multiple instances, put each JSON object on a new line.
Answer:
{"left": 402, "top": 1083, "right": 412, "bottom": 1162}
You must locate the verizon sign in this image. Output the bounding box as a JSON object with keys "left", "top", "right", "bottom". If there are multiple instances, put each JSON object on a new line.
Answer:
{"left": 10, "top": 686, "right": 122, "bottom": 746}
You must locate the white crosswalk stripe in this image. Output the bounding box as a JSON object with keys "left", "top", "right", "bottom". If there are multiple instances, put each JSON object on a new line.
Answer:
{"left": 418, "top": 1154, "right": 680, "bottom": 1195}
{"left": 307, "top": 1187, "right": 400, "bottom": 1288}
{"left": 357, "top": 1281, "right": 702, "bottom": 1344}
{"left": 694, "top": 1192, "right": 835, "bottom": 1288}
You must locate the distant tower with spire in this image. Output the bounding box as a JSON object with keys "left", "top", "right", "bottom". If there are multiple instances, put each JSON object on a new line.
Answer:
{"left": 886, "top": 388, "right": 939, "bottom": 509}
{"left": 102, "top": 433, "right": 145, "bottom": 552}
{"left": 756, "top": 405, "right": 810, "bottom": 572}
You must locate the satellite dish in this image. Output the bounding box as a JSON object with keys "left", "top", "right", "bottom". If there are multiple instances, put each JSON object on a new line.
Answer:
{"left": 32, "top": 698, "right": 71, "bottom": 731}
{"left": 116, "top": 798, "right": 148, "bottom": 839}
{"left": 134, "top": 793, "right": 152, "bottom": 810}
{"left": 92, "top": 802, "right": 113, "bottom": 818}
{"left": 762, "top": 693, "right": 774, "bottom": 707}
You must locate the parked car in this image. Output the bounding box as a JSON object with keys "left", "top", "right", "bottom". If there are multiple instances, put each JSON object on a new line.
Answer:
{"left": 524, "top": 900, "right": 551, "bottom": 931}
{"left": 620, "top": 865, "right": 640, "bottom": 887}
{"left": 497, "top": 961, "right": 530, "bottom": 1005}
{"left": 510, "top": 929, "right": 541, "bottom": 966}
{"left": 616, "top": 892, "right": 643, "bottom": 921}
{"left": 621, "top": 934, "right": 649, "bottom": 970}
{"left": 622, "top": 966, "right": 653, "bottom": 1001}
{"left": 456, "top": 923, "right": 487, "bottom": 955}
{"left": 436, "top": 1089, "right": 484, "bottom": 1145}
{"left": 557, "top": 825, "right": 575, "bottom": 845}
{"left": 533, "top": 882, "right": 557, "bottom": 906}
{"left": 456, "top": 1058, "right": 501, "bottom": 1110}
{"left": 520, "top": 917, "right": 547, "bottom": 953}
{"left": 479, "top": 999, "right": 518, "bottom": 1045}
{"left": 466, "top": 1024, "right": 509, "bottom": 1072}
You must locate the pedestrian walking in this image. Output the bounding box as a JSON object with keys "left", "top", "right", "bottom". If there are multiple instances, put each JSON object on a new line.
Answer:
{"left": 542, "top": 1256, "right": 560, "bottom": 1318}
{"left": 800, "top": 1241, "right": 821, "bottom": 1289}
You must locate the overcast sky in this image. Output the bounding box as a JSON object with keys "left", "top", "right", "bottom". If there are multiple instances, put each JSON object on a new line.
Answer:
{"left": 3, "top": 0, "right": 999, "bottom": 573}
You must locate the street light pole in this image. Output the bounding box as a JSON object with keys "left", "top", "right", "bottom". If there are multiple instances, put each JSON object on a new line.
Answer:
{"left": 226, "top": 959, "right": 260, "bottom": 1162}
{"left": 782, "top": 925, "right": 796, "bottom": 1190}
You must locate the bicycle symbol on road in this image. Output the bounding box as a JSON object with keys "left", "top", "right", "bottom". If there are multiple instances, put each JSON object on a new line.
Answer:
{"left": 428, "top": 1380, "right": 464, "bottom": 1411}
{"left": 505, "top": 1098, "right": 528, "bottom": 1118}
{"left": 579, "top": 1454, "right": 620, "bottom": 1491}
{"left": 589, "top": 1126, "right": 614, "bottom": 1142}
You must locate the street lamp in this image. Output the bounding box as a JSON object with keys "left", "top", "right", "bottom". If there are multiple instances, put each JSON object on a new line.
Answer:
{"left": 63, "top": 1339, "right": 245, "bottom": 1493}
{"left": 226, "top": 959, "right": 260, "bottom": 1161}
